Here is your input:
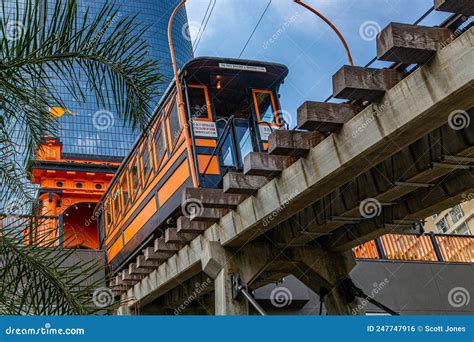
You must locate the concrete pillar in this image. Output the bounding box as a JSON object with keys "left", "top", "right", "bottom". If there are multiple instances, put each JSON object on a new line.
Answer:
{"left": 202, "top": 240, "right": 273, "bottom": 316}
{"left": 291, "top": 247, "right": 364, "bottom": 315}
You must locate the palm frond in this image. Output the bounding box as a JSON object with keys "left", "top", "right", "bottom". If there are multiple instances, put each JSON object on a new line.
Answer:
{"left": 0, "top": 215, "right": 116, "bottom": 315}
{"left": 0, "top": 0, "right": 165, "bottom": 204}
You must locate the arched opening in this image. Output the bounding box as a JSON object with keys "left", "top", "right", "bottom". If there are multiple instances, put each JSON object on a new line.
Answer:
{"left": 62, "top": 202, "right": 99, "bottom": 249}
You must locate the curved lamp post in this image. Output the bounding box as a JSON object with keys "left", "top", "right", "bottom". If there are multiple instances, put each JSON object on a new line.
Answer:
{"left": 168, "top": 0, "right": 199, "bottom": 188}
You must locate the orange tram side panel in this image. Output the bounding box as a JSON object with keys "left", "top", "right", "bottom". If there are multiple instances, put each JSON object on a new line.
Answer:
{"left": 97, "top": 57, "right": 289, "bottom": 271}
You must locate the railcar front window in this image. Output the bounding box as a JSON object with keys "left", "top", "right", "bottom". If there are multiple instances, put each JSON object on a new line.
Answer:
{"left": 254, "top": 91, "right": 276, "bottom": 124}
{"left": 188, "top": 86, "right": 211, "bottom": 120}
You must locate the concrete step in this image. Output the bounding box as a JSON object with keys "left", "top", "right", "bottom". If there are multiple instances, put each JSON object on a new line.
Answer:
{"left": 189, "top": 208, "right": 229, "bottom": 223}
{"left": 176, "top": 216, "right": 211, "bottom": 233}
{"left": 297, "top": 101, "right": 357, "bottom": 133}
{"left": 182, "top": 188, "right": 248, "bottom": 209}
{"left": 243, "top": 152, "right": 289, "bottom": 177}
{"left": 332, "top": 65, "right": 402, "bottom": 102}
{"left": 165, "top": 227, "right": 197, "bottom": 244}
{"left": 268, "top": 130, "right": 322, "bottom": 157}
{"left": 144, "top": 247, "right": 171, "bottom": 261}
{"left": 223, "top": 172, "right": 268, "bottom": 195}
{"left": 377, "top": 22, "right": 452, "bottom": 64}
{"left": 154, "top": 238, "right": 180, "bottom": 253}
{"left": 129, "top": 262, "right": 149, "bottom": 276}
{"left": 136, "top": 254, "right": 161, "bottom": 269}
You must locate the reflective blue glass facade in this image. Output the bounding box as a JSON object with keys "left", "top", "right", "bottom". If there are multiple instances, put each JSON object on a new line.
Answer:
{"left": 53, "top": 0, "right": 193, "bottom": 159}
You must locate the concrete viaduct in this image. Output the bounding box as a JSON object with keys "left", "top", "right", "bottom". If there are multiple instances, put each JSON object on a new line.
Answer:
{"left": 114, "top": 3, "right": 474, "bottom": 315}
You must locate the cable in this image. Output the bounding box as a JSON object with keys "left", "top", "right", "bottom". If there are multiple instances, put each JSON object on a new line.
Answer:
{"left": 323, "top": 6, "right": 436, "bottom": 103}
{"left": 238, "top": 0, "right": 272, "bottom": 58}
{"left": 194, "top": 0, "right": 216, "bottom": 52}
{"left": 193, "top": 0, "right": 212, "bottom": 53}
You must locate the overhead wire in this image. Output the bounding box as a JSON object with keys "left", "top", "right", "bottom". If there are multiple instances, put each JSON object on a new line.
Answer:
{"left": 238, "top": 0, "right": 272, "bottom": 58}
{"left": 194, "top": 0, "right": 216, "bottom": 52}
{"left": 192, "top": 0, "right": 212, "bottom": 52}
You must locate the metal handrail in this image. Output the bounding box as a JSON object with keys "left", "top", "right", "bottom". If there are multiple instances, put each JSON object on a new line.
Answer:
{"left": 354, "top": 233, "right": 474, "bottom": 263}
{"left": 201, "top": 115, "right": 235, "bottom": 176}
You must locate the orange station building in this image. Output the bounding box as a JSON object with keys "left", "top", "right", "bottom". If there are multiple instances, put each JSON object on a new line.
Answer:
{"left": 31, "top": 137, "right": 120, "bottom": 249}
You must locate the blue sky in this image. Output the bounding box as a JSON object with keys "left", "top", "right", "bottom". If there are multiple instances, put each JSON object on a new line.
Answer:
{"left": 185, "top": 0, "right": 451, "bottom": 125}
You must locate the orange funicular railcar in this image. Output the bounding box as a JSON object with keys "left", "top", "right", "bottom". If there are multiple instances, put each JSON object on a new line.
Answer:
{"left": 98, "top": 57, "right": 289, "bottom": 271}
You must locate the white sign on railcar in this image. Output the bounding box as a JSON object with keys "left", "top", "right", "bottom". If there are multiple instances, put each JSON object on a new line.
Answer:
{"left": 258, "top": 124, "right": 273, "bottom": 141}
{"left": 192, "top": 121, "right": 218, "bottom": 138}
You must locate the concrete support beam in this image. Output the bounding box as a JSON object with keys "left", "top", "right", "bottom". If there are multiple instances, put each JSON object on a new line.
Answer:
{"left": 377, "top": 23, "right": 452, "bottom": 63}
{"left": 268, "top": 130, "right": 323, "bottom": 157}
{"left": 183, "top": 188, "right": 248, "bottom": 209}
{"left": 217, "top": 27, "right": 473, "bottom": 247}
{"left": 297, "top": 102, "right": 357, "bottom": 133}
{"left": 434, "top": 0, "right": 474, "bottom": 15}
{"left": 292, "top": 248, "right": 363, "bottom": 315}
{"left": 332, "top": 65, "right": 402, "bottom": 101}
{"left": 243, "top": 152, "right": 289, "bottom": 176}
{"left": 223, "top": 172, "right": 268, "bottom": 195}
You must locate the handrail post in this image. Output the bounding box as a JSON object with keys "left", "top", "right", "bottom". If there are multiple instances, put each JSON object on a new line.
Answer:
{"left": 374, "top": 238, "right": 386, "bottom": 260}
{"left": 429, "top": 232, "right": 444, "bottom": 262}
{"left": 58, "top": 214, "right": 64, "bottom": 248}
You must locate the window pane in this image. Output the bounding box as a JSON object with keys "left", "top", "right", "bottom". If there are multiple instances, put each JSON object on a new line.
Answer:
{"left": 155, "top": 129, "right": 165, "bottom": 167}
{"left": 142, "top": 145, "right": 152, "bottom": 180}
{"left": 188, "top": 87, "right": 209, "bottom": 119}
{"left": 131, "top": 158, "right": 140, "bottom": 195}
{"left": 121, "top": 176, "right": 129, "bottom": 207}
{"left": 113, "top": 187, "right": 121, "bottom": 215}
{"left": 255, "top": 92, "right": 275, "bottom": 123}
{"left": 169, "top": 101, "right": 181, "bottom": 146}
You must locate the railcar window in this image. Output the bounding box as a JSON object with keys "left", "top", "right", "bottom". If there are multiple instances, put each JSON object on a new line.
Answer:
{"left": 105, "top": 201, "right": 112, "bottom": 233}
{"left": 142, "top": 144, "right": 152, "bottom": 182}
{"left": 131, "top": 157, "right": 140, "bottom": 197}
{"left": 254, "top": 91, "right": 276, "bottom": 124}
{"left": 188, "top": 86, "right": 211, "bottom": 120}
{"left": 168, "top": 101, "right": 181, "bottom": 148}
{"left": 112, "top": 185, "right": 121, "bottom": 216}
{"left": 120, "top": 174, "right": 129, "bottom": 208}
{"left": 154, "top": 127, "right": 165, "bottom": 169}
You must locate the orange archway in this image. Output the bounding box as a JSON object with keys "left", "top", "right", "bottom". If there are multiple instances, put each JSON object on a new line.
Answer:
{"left": 62, "top": 202, "right": 99, "bottom": 249}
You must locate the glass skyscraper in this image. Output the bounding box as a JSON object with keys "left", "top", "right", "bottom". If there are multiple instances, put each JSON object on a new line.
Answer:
{"left": 4, "top": 0, "right": 193, "bottom": 159}
{"left": 54, "top": 0, "right": 193, "bottom": 159}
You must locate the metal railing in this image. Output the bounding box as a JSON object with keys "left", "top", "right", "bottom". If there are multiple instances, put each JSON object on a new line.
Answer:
{"left": 354, "top": 233, "right": 474, "bottom": 263}
{"left": 0, "top": 214, "right": 61, "bottom": 246}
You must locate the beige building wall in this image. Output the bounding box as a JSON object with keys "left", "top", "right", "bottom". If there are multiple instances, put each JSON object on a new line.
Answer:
{"left": 424, "top": 198, "right": 474, "bottom": 235}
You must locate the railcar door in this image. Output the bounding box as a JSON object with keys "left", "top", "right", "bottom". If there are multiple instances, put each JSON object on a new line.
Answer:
{"left": 251, "top": 89, "right": 282, "bottom": 151}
